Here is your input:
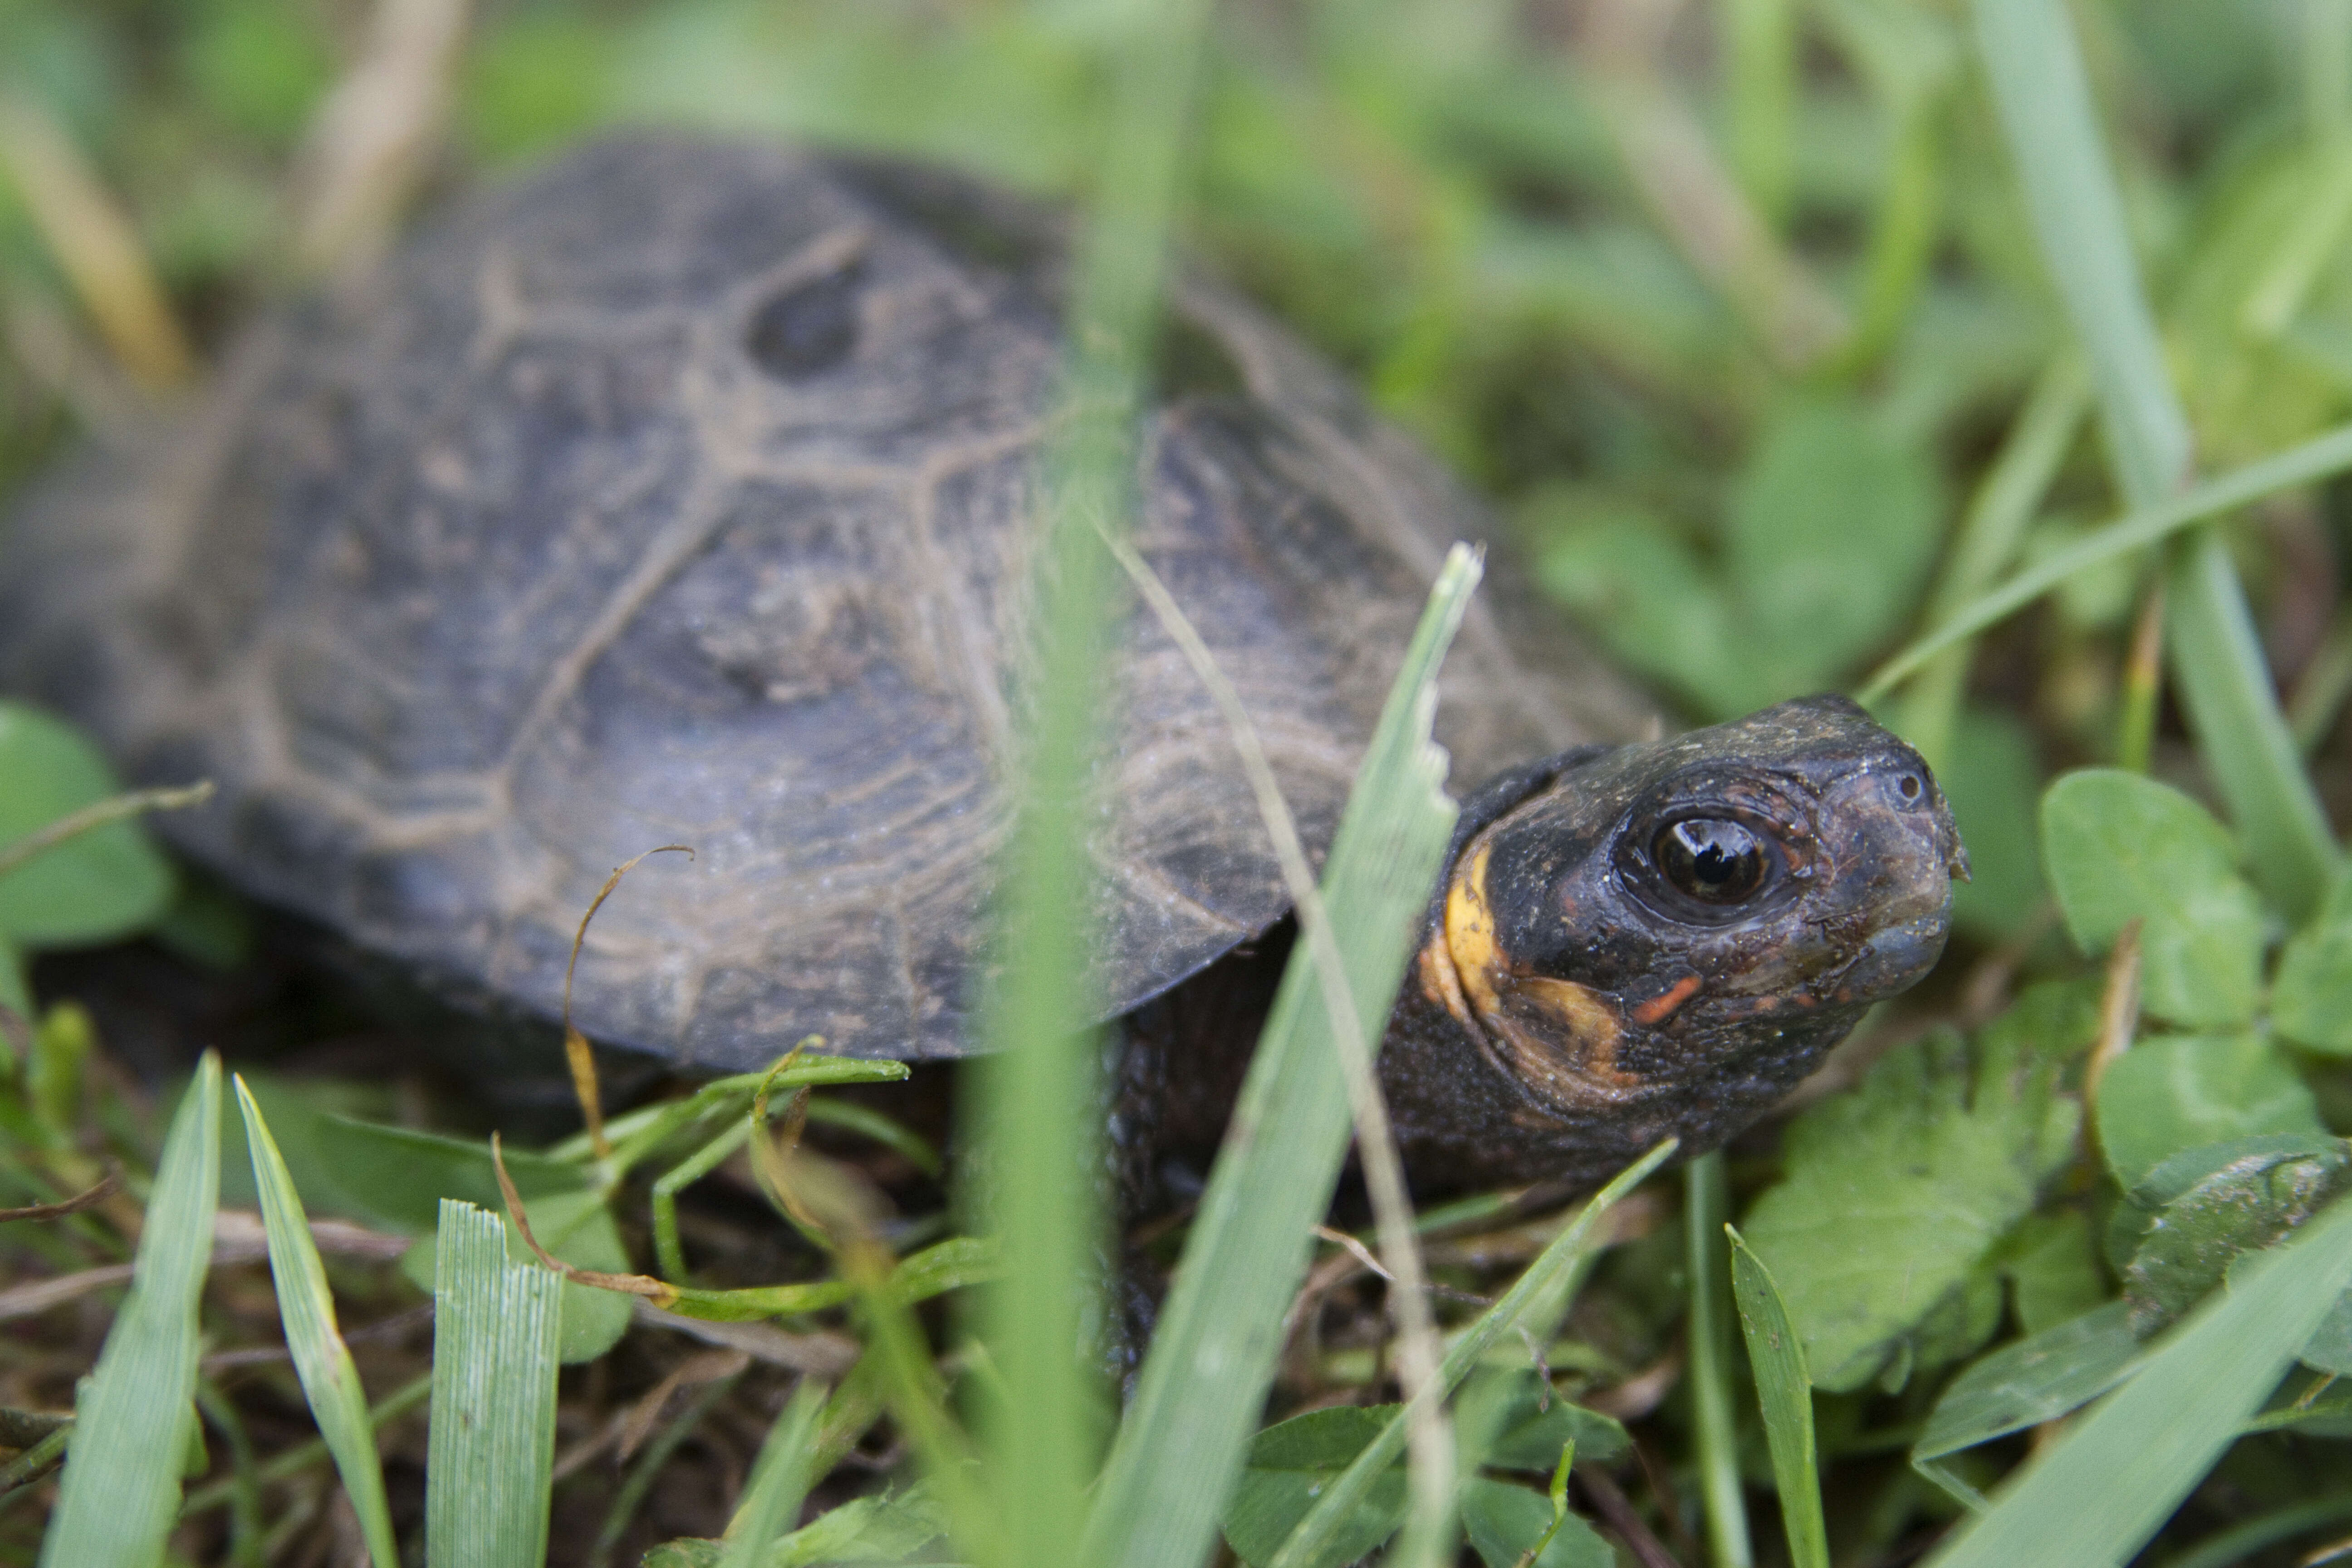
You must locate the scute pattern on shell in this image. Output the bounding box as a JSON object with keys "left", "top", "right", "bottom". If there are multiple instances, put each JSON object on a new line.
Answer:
{"left": 0, "top": 135, "right": 1649, "bottom": 1068}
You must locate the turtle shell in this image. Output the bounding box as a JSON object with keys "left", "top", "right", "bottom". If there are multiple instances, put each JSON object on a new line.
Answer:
{"left": 0, "top": 134, "right": 1649, "bottom": 1069}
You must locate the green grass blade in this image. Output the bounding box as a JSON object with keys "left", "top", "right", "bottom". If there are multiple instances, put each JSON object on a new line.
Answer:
{"left": 1726, "top": 1226, "right": 1828, "bottom": 1568}
{"left": 233, "top": 1075, "right": 398, "bottom": 1568}
{"left": 1969, "top": 0, "right": 2339, "bottom": 918}
{"left": 1685, "top": 1154, "right": 1752, "bottom": 1568}
{"left": 426, "top": 1198, "right": 563, "bottom": 1568}
{"left": 1266, "top": 1138, "right": 1680, "bottom": 1568}
{"left": 1082, "top": 549, "right": 1481, "bottom": 1568}
{"left": 1965, "top": 0, "right": 2187, "bottom": 509}
{"left": 969, "top": 1, "right": 1213, "bottom": 1563}
{"left": 1886, "top": 357, "right": 2087, "bottom": 768}
{"left": 1923, "top": 1195, "right": 2352, "bottom": 1568}
{"left": 1859, "top": 420, "right": 2352, "bottom": 705}
{"left": 38, "top": 1052, "right": 220, "bottom": 1568}
{"left": 718, "top": 1379, "right": 828, "bottom": 1568}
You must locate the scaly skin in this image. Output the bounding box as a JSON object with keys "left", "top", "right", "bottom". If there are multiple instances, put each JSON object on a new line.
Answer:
{"left": 1118, "top": 696, "right": 1965, "bottom": 1199}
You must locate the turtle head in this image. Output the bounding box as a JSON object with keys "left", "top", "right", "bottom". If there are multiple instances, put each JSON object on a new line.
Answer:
{"left": 1405, "top": 696, "right": 1963, "bottom": 1171}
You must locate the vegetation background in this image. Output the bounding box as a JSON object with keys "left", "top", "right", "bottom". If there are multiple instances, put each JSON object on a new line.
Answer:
{"left": 3, "top": 0, "right": 2352, "bottom": 1564}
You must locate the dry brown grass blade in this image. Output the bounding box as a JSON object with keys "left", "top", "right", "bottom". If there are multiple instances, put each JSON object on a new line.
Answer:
{"left": 490, "top": 1132, "right": 679, "bottom": 1305}
{"left": 288, "top": 0, "right": 473, "bottom": 275}
{"left": 0, "top": 1170, "right": 118, "bottom": 1224}
{"left": 2085, "top": 917, "right": 2144, "bottom": 1114}
{"left": 0, "top": 781, "right": 215, "bottom": 883}
{"left": 0, "top": 95, "right": 194, "bottom": 387}
{"left": 562, "top": 844, "right": 694, "bottom": 1159}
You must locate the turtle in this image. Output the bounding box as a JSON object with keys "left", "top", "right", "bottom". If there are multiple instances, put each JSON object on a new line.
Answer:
{"left": 0, "top": 133, "right": 1965, "bottom": 1193}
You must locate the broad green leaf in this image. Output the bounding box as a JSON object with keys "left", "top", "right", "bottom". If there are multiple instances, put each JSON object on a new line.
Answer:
{"left": 1726, "top": 395, "right": 1942, "bottom": 690}
{"left": 2123, "top": 1140, "right": 2352, "bottom": 1332}
{"left": 2039, "top": 770, "right": 2264, "bottom": 1027}
{"left": 2273, "top": 873, "right": 2352, "bottom": 1054}
{"left": 719, "top": 1380, "right": 828, "bottom": 1568}
{"left": 1994, "top": 1209, "right": 2107, "bottom": 1337}
{"left": 1482, "top": 1385, "right": 1628, "bottom": 1472}
{"left": 1536, "top": 510, "right": 1749, "bottom": 717}
{"left": 1458, "top": 1476, "right": 1611, "bottom": 1568}
{"left": 1913, "top": 1302, "right": 2146, "bottom": 1465}
{"left": 235, "top": 1077, "right": 398, "bottom": 1568}
{"left": 39, "top": 1054, "right": 220, "bottom": 1568}
{"left": 1934, "top": 706, "right": 2044, "bottom": 939}
{"left": 2095, "top": 1034, "right": 2326, "bottom": 1189}
{"left": 1921, "top": 1189, "right": 2352, "bottom": 1568}
{"left": 1741, "top": 1013, "right": 2082, "bottom": 1392}
{"left": 1728, "top": 1227, "right": 1828, "bottom": 1568}
{"left": 426, "top": 1199, "right": 563, "bottom": 1568}
{"left": 0, "top": 701, "right": 174, "bottom": 948}
{"left": 1263, "top": 1141, "right": 1679, "bottom": 1568}
{"left": 1221, "top": 1407, "right": 1407, "bottom": 1568}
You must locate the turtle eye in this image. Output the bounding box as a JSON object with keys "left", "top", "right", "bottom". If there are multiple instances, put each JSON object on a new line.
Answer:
{"left": 1654, "top": 818, "right": 1768, "bottom": 904}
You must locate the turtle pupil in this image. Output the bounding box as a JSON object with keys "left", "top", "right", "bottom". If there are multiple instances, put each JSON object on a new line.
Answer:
{"left": 1656, "top": 818, "right": 1766, "bottom": 904}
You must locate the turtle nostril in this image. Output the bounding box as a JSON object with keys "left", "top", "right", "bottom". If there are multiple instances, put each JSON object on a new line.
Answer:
{"left": 1896, "top": 773, "right": 1923, "bottom": 804}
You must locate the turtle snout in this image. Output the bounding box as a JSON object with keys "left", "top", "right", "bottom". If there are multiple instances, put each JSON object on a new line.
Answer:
{"left": 1815, "top": 761, "right": 1965, "bottom": 999}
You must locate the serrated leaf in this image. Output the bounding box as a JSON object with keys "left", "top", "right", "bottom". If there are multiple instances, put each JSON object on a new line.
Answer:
{"left": 1220, "top": 1406, "right": 1407, "bottom": 1568}
{"left": 1914, "top": 1301, "right": 2147, "bottom": 1465}
{"left": 2039, "top": 770, "right": 2264, "bottom": 1027}
{"left": 1741, "top": 1017, "right": 2081, "bottom": 1392}
{"left": 1458, "top": 1476, "right": 1612, "bottom": 1568}
{"left": 2095, "top": 1033, "right": 2326, "bottom": 1189}
{"left": 0, "top": 701, "right": 175, "bottom": 948}
{"left": 37, "top": 1054, "right": 220, "bottom": 1568}
{"left": 2273, "top": 872, "right": 2352, "bottom": 1054}
{"left": 2124, "top": 1140, "right": 2352, "bottom": 1332}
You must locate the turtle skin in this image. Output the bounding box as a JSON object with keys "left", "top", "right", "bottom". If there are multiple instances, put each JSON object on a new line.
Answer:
{"left": 0, "top": 134, "right": 1648, "bottom": 1072}
{"left": 0, "top": 135, "right": 1965, "bottom": 1196}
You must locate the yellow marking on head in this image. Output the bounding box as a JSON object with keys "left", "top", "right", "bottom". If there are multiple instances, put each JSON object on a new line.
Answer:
{"left": 1442, "top": 841, "right": 1640, "bottom": 1100}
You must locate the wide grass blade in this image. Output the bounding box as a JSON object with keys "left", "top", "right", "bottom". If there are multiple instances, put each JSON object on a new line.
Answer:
{"left": 1726, "top": 1226, "right": 1828, "bottom": 1568}
{"left": 1969, "top": 0, "right": 2339, "bottom": 919}
{"left": 426, "top": 1198, "right": 563, "bottom": 1568}
{"left": 1923, "top": 1195, "right": 2352, "bottom": 1568}
{"left": 38, "top": 1052, "right": 220, "bottom": 1568}
{"left": 234, "top": 1075, "right": 398, "bottom": 1568}
{"left": 1082, "top": 549, "right": 1481, "bottom": 1568}
{"left": 1266, "top": 1137, "right": 1680, "bottom": 1568}
{"left": 718, "top": 1379, "right": 828, "bottom": 1568}
{"left": 968, "top": 0, "right": 1213, "bottom": 1563}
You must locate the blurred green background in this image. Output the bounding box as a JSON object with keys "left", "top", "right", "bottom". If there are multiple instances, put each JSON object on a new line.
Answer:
{"left": 9, "top": 0, "right": 2351, "bottom": 961}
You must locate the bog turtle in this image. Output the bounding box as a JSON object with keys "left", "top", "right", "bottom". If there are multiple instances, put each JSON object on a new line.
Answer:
{"left": 0, "top": 135, "right": 1964, "bottom": 1190}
